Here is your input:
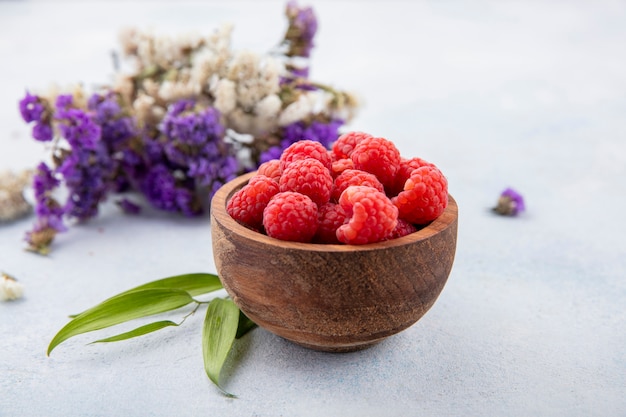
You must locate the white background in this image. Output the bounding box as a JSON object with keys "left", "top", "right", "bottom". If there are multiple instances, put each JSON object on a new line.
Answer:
{"left": 1, "top": 1, "right": 625, "bottom": 416}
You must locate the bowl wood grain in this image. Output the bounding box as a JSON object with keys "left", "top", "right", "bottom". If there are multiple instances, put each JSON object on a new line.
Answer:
{"left": 211, "top": 172, "right": 458, "bottom": 352}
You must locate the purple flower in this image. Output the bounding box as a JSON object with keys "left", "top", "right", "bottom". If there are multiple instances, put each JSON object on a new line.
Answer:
{"left": 259, "top": 146, "right": 284, "bottom": 165}
{"left": 258, "top": 117, "right": 342, "bottom": 165}
{"left": 32, "top": 122, "right": 53, "bottom": 141}
{"left": 493, "top": 187, "right": 525, "bottom": 216}
{"left": 88, "top": 93, "right": 136, "bottom": 147}
{"left": 33, "top": 162, "right": 59, "bottom": 199}
{"left": 139, "top": 164, "right": 202, "bottom": 216}
{"left": 55, "top": 94, "right": 73, "bottom": 110}
{"left": 159, "top": 100, "right": 238, "bottom": 195}
{"left": 57, "top": 108, "right": 102, "bottom": 150}
{"left": 27, "top": 162, "right": 67, "bottom": 255}
{"left": 285, "top": 1, "right": 318, "bottom": 58}
{"left": 283, "top": 117, "right": 343, "bottom": 148}
{"left": 58, "top": 144, "right": 113, "bottom": 221}
{"left": 116, "top": 198, "right": 141, "bottom": 215}
{"left": 19, "top": 92, "right": 46, "bottom": 123}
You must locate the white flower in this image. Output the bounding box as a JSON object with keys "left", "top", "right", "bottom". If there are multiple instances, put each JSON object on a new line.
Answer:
{"left": 132, "top": 93, "right": 160, "bottom": 127}
{"left": 0, "top": 273, "right": 24, "bottom": 302}
{"left": 278, "top": 93, "right": 316, "bottom": 126}
{"left": 0, "top": 170, "right": 32, "bottom": 223}
{"left": 158, "top": 80, "right": 201, "bottom": 102}
{"left": 226, "top": 107, "right": 256, "bottom": 134}
{"left": 254, "top": 94, "right": 282, "bottom": 120}
{"left": 212, "top": 78, "right": 237, "bottom": 115}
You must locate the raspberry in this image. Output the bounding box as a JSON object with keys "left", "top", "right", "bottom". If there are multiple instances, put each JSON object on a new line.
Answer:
{"left": 330, "top": 157, "right": 355, "bottom": 177}
{"left": 392, "top": 165, "right": 448, "bottom": 224}
{"left": 279, "top": 140, "right": 332, "bottom": 171}
{"left": 337, "top": 186, "right": 398, "bottom": 245}
{"left": 389, "top": 218, "right": 418, "bottom": 239}
{"left": 331, "top": 169, "right": 384, "bottom": 201}
{"left": 263, "top": 192, "right": 318, "bottom": 242}
{"left": 389, "top": 157, "right": 436, "bottom": 196}
{"left": 331, "top": 131, "right": 372, "bottom": 159}
{"left": 314, "top": 202, "right": 348, "bottom": 244}
{"left": 350, "top": 136, "right": 401, "bottom": 191}
{"left": 227, "top": 175, "right": 280, "bottom": 230}
{"left": 257, "top": 159, "right": 282, "bottom": 183}
{"left": 279, "top": 158, "right": 333, "bottom": 206}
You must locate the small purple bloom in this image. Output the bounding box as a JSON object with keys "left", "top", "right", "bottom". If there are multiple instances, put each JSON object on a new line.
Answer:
{"left": 55, "top": 94, "right": 73, "bottom": 110}
{"left": 140, "top": 164, "right": 181, "bottom": 213}
{"left": 493, "top": 187, "right": 525, "bottom": 216}
{"left": 57, "top": 108, "right": 101, "bottom": 149}
{"left": 259, "top": 146, "right": 284, "bottom": 164}
{"left": 32, "top": 162, "right": 59, "bottom": 198}
{"left": 19, "top": 92, "right": 45, "bottom": 123}
{"left": 285, "top": 1, "right": 318, "bottom": 58}
{"left": 32, "top": 122, "right": 53, "bottom": 142}
{"left": 116, "top": 198, "right": 141, "bottom": 215}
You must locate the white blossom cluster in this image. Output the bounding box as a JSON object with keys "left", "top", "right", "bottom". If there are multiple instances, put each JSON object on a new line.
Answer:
{"left": 0, "top": 273, "right": 24, "bottom": 302}
{"left": 0, "top": 170, "right": 32, "bottom": 223}
{"left": 113, "top": 23, "right": 358, "bottom": 137}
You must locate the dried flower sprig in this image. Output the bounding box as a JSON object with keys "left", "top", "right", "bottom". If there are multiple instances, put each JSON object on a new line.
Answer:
{"left": 0, "top": 170, "right": 33, "bottom": 223}
{"left": 1, "top": 272, "right": 24, "bottom": 302}
{"left": 18, "top": 2, "right": 359, "bottom": 254}
{"left": 492, "top": 187, "right": 526, "bottom": 216}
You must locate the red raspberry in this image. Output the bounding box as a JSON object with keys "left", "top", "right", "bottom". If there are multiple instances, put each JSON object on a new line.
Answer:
{"left": 337, "top": 186, "right": 398, "bottom": 245}
{"left": 392, "top": 165, "right": 448, "bottom": 224}
{"left": 332, "top": 169, "right": 384, "bottom": 201}
{"left": 257, "top": 159, "right": 282, "bottom": 183}
{"left": 227, "top": 175, "right": 280, "bottom": 230}
{"left": 389, "top": 218, "right": 418, "bottom": 239}
{"left": 314, "top": 202, "right": 348, "bottom": 244}
{"left": 263, "top": 192, "right": 318, "bottom": 242}
{"left": 279, "top": 158, "right": 333, "bottom": 206}
{"left": 330, "top": 157, "right": 355, "bottom": 178}
{"left": 332, "top": 131, "right": 372, "bottom": 159}
{"left": 279, "top": 140, "right": 332, "bottom": 171}
{"left": 389, "top": 157, "right": 436, "bottom": 196}
{"left": 350, "top": 136, "right": 401, "bottom": 191}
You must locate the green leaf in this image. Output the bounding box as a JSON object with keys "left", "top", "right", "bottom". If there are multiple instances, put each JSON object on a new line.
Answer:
{"left": 127, "top": 273, "right": 223, "bottom": 297}
{"left": 202, "top": 298, "right": 240, "bottom": 397}
{"left": 89, "top": 320, "right": 180, "bottom": 344}
{"left": 48, "top": 289, "right": 194, "bottom": 355}
{"left": 236, "top": 311, "right": 257, "bottom": 339}
{"left": 70, "top": 273, "right": 222, "bottom": 317}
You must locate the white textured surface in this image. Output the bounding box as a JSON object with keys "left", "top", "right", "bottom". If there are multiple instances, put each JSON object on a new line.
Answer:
{"left": 1, "top": 2, "right": 625, "bottom": 416}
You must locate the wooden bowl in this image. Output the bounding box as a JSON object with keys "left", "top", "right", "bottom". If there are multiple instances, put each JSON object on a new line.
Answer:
{"left": 210, "top": 172, "right": 458, "bottom": 352}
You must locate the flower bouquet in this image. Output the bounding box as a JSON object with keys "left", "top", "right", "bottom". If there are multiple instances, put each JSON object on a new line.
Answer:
{"left": 18, "top": 1, "right": 358, "bottom": 254}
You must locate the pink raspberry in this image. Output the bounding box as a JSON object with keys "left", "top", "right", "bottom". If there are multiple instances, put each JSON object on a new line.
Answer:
{"left": 330, "top": 157, "right": 355, "bottom": 178}
{"left": 350, "top": 136, "right": 401, "bottom": 191}
{"left": 331, "top": 131, "right": 372, "bottom": 160}
{"left": 337, "top": 186, "right": 398, "bottom": 245}
{"left": 314, "top": 202, "right": 348, "bottom": 244}
{"left": 279, "top": 158, "right": 333, "bottom": 206}
{"left": 257, "top": 159, "right": 282, "bottom": 183}
{"left": 392, "top": 165, "right": 448, "bottom": 224}
{"left": 263, "top": 192, "right": 318, "bottom": 242}
{"left": 331, "top": 169, "right": 385, "bottom": 201}
{"left": 389, "top": 218, "right": 418, "bottom": 239}
{"left": 389, "top": 157, "right": 436, "bottom": 196}
{"left": 226, "top": 175, "right": 280, "bottom": 230}
{"left": 279, "top": 140, "right": 332, "bottom": 171}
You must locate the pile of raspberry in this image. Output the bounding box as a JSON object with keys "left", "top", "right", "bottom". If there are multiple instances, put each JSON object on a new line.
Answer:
{"left": 226, "top": 132, "right": 448, "bottom": 244}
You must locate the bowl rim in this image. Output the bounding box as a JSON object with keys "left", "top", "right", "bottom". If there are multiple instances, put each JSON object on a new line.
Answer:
{"left": 211, "top": 171, "right": 458, "bottom": 253}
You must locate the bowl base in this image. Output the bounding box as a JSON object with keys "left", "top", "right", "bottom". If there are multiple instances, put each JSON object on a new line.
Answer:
{"left": 287, "top": 337, "right": 384, "bottom": 353}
